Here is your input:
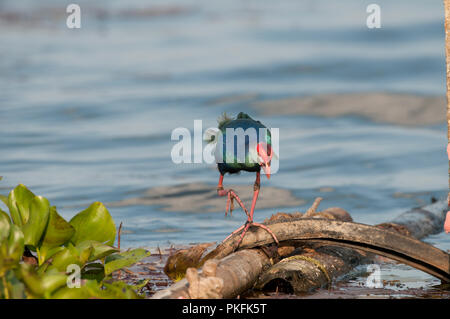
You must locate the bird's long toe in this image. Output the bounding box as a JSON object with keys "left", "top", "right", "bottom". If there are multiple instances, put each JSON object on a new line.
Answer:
{"left": 218, "top": 188, "right": 249, "bottom": 218}
{"left": 251, "top": 222, "right": 280, "bottom": 245}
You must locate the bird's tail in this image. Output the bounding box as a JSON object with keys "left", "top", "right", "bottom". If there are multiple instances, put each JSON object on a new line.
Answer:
{"left": 204, "top": 112, "right": 232, "bottom": 144}
{"left": 217, "top": 112, "right": 233, "bottom": 131}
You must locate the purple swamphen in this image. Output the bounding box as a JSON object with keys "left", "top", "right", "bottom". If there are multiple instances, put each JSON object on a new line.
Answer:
{"left": 206, "top": 112, "right": 279, "bottom": 248}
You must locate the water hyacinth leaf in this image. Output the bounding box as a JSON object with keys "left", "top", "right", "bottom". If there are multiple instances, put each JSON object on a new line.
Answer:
{"left": 7, "top": 184, "right": 35, "bottom": 227}
{"left": 19, "top": 264, "right": 46, "bottom": 296}
{"left": 38, "top": 267, "right": 71, "bottom": 298}
{"left": 45, "top": 245, "right": 82, "bottom": 272}
{"left": 7, "top": 224, "right": 25, "bottom": 263}
{"left": 51, "top": 285, "right": 92, "bottom": 299}
{"left": 36, "top": 247, "right": 65, "bottom": 274}
{"left": 104, "top": 248, "right": 151, "bottom": 275}
{"left": 39, "top": 206, "right": 75, "bottom": 264}
{"left": 101, "top": 281, "right": 142, "bottom": 299}
{"left": 18, "top": 264, "right": 67, "bottom": 297}
{"left": 52, "top": 279, "right": 102, "bottom": 299}
{"left": 22, "top": 196, "right": 50, "bottom": 247}
{"left": 76, "top": 240, "right": 118, "bottom": 262}
{"left": 0, "top": 270, "right": 26, "bottom": 299}
{"left": 79, "top": 245, "right": 93, "bottom": 265}
{"left": 69, "top": 202, "right": 116, "bottom": 246}
{"left": 0, "top": 208, "right": 11, "bottom": 243}
{"left": 0, "top": 194, "right": 8, "bottom": 207}
{"left": 81, "top": 262, "right": 105, "bottom": 281}
{"left": 41, "top": 207, "right": 75, "bottom": 246}
{"left": 130, "top": 279, "right": 149, "bottom": 291}
{"left": 35, "top": 246, "right": 66, "bottom": 275}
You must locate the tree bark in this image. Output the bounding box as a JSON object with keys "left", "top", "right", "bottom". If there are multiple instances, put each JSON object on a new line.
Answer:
{"left": 151, "top": 200, "right": 449, "bottom": 299}
{"left": 151, "top": 249, "right": 271, "bottom": 299}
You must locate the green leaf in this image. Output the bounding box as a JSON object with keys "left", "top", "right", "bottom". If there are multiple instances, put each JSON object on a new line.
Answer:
{"left": 7, "top": 184, "right": 36, "bottom": 227}
{"left": 0, "top": 269, "right": 26, "bottom": 299}
{"left": 44, "top": 245, "right": 82, "bottom": 273}
{"left": 76, "top": 240, "right": 118, "bottom": 262}
{"left": 79, "top": 245, "right": 93, "bottom": 265}
{"left": 51, "top": 280, "right": 102, "bottom": 299}
{"left": 101, "top": 281, "right": 142, "bottom": 299}
{"left": 7, "top": 224, "right": 25, "bottom": 263}
{"left": 129, "top": 279, "right": 149, "bottom": 291}
{"left": 38, "top": 206, "right": 75, "bottom": 264}
{"left": 81, "top": 262, "right": 105, "bottom": 282}
{"left": 0, "top": 224, "right": 25, "bottom": 275}
{"left": 0, "top": 194, "right": 8, "bottom": 207}
{"left": 18, "top": 264, "right": 67, "bottom": 297}
{"left": 104, "top": 248, "right": 150, "bottom": 275}
{"left": 0, "top": 209, "right": 11, "bottom": 243}
{"left": 69, "top": 202, "right": 116, "bottom": 246}
{"left": 22, "top": 196, "right": 50, "bottom": 247}
{"left": 51, "top": 279, "right": 139, "bottom": 299}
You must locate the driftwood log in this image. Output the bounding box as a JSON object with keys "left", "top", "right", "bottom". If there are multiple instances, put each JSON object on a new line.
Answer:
{"left": 152, "top": 199, "right": 449, "bottom": 299}
{"left": 254, "top": 200, "right": 449, "bottom": 292}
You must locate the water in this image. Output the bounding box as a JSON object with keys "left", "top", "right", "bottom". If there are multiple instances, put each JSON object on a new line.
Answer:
{"left": 0, "top": 0, "right": 448, "bottom": 265}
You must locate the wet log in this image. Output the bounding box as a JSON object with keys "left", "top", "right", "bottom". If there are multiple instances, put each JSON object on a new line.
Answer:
{"left": 378, "top": 200, "right": 447, "bottom": 239}
{"left": 152, "top": 200, "right": 449, "bottom": 298}
{"left": 151, "top": 249, "right": 272, "bottom": 299}
{"left": 254, "top": 244, "right": 367, "bottom": 294}
{"left": 255, "top": 200, "right": 449, "bottom": 293}
{"left": 152, "top": 205, "right": 353, "bottom": 298}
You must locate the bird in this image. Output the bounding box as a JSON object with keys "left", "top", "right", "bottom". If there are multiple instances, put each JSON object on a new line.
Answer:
{"left": 205, "top": 112, "right": 279, "bottom": 249}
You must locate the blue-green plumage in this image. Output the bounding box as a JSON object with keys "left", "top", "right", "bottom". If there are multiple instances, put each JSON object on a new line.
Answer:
{"left": 214, "top": 112, "right": 271, "bottom": 175}
{"left": 211, "top": 112, "right": 279, "bottom": 248}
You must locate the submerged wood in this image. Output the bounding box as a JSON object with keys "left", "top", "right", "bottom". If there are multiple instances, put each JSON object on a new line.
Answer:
{"left": 255, "top": 200, "right": 449, "bottom": 293}
{"left": 199, "top": 217, "right": 449, "bottom": 282}
{"left": 379, "top": 200, "right": 447, "bottom": 239}
{"left": 151, "top": 249, "right": 271, "bottom": 298}
{"left": 254, "top": 245, "right": 367, "bottom": 294}
{"left": 153, "top": 200, "right": 449, "bottom": 298}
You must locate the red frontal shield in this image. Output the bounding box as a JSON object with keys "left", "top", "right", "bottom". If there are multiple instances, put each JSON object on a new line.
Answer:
{"left": 257, "top": 142, "right": 272, "bottom": 179}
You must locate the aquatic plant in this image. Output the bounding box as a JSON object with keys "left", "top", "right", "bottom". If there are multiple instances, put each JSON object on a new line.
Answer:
{"left": 0, "top": 184, "right": 150, "bottom": 299}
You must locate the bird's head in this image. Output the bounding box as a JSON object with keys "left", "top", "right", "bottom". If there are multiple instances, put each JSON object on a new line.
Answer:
{"left": 256, "top": 142, "right": 272, "bottom": 179}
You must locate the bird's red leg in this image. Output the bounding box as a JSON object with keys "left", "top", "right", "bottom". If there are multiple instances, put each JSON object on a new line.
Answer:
{"left": 222, "top": 224, "right": 245, "bottom": 243}
{"left": 233, "top": 172, "right": 279, "bottom": 248}
{"left": 248, "top": 171, "right": 261, "bottom": 222}
{"left": 217, "top": 174, "right": 249, "bottom": 218}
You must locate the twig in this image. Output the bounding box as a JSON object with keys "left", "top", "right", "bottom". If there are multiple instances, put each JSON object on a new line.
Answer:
{"left": 157, "top": 245, "right": 163, "bottom": 262}
{"left": 117, "top": 221, "right": 123, "bottom": 251}
{"left": 116, "top": 222, "right": 123, "bottom": 279}
{"left": 304, "top": 197, "right": 323, "bottom": 217}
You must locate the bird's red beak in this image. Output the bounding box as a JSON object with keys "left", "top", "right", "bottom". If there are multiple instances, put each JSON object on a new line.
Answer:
{"left": 257, "top": 142, "right": 272, "bottom": 179}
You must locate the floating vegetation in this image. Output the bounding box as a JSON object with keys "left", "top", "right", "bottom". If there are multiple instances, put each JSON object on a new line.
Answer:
{"left": 0, "top": 184, "right": 150, "bottom": 299}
